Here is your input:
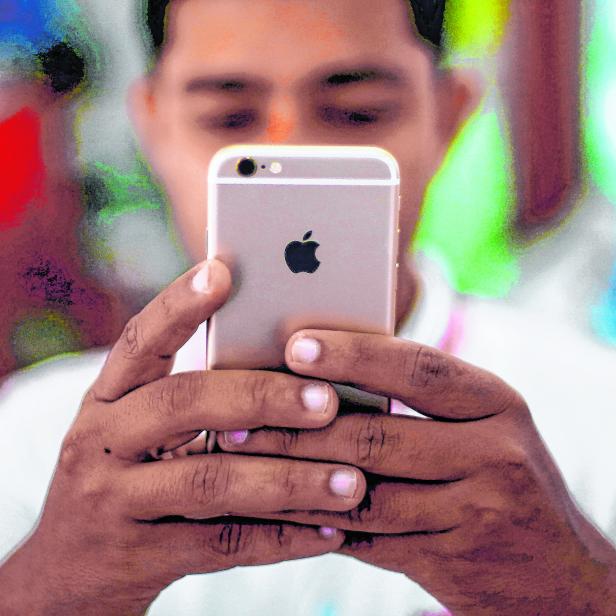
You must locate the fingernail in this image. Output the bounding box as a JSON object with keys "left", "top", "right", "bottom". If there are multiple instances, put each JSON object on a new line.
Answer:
{"left": 224, "top": 430, "right": 249, "bottom": 445}
{"left": 301, "top": 384, "right": 330, "bottom": 414}
{"left": 191, "top": 262, "right": 212, "bottom": 294}
{"left": 318, "top": 526, "right": 338, "bottom": 539}
{"left": 329, "top": 469, "right": 358, "bottom": 498}
{"left": 291, "top": 337, "right": 321, "bottom": 364}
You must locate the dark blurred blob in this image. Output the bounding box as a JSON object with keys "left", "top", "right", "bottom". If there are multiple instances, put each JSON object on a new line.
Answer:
{"left": 37, "top": 42, "right": 86, "bottom": 94}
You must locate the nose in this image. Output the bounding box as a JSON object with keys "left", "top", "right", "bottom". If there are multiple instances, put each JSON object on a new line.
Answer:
{"left": 266, "top": 110, "right": 295, "bottom": 143}
{"left": 264, "top": 96, "right": 302, "bottom": 144}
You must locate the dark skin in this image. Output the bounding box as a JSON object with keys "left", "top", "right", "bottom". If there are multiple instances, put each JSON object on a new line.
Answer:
{"left": 2, "top": 0, "right": 616, "bottom": 614}
{"left": 220, "top": 329, "right": 616, "bottom": 614}
{"left": 0, "top": 261, "right": 365, "bottom": 615}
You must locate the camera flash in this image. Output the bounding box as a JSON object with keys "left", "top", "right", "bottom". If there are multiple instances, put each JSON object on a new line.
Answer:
{"left": 270, "top": 162, "right": 282, "bottom": 174}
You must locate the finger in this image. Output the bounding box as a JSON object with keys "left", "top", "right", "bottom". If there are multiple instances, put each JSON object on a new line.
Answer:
{"left": 91, "top": 259, "right": 231, "bottom": 402}
{"left": 148, "top": 519, "right": 344, "bottom": 573}
{"left": 231, "top": 480, "right": 466, "bottom": 534}
{"left": 106, "top": 370, "right": 338, "bottom": 460}
{"left": 219, "top": 413, "right": 498, "bottom": 480}
{"left": 285, "top": 331, "right": 524, "bottom": 420}
{"left": 122, "top": 454, "right": 366, "bottom": 520}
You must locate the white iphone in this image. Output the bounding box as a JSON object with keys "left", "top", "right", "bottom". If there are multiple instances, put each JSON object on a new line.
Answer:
{"left": 206, "top": 144, "right": 400, "bottom": 411}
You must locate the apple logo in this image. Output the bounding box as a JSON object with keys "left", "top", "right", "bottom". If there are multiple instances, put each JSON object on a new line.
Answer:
{"left": 284, "top": 231, "right": 321, "bottom": 274}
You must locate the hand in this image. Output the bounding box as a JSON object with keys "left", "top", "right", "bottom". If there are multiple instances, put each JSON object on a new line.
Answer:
{"left": 0, "top": 265, "right": 367, "bottom": 616}
{"left": 218, "top": 329, "right": 616, "bottom": 615}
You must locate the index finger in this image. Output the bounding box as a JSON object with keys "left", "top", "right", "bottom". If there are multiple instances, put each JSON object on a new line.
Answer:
{"left": 285, "top": 331, "right": 525, "bottom": 420}
{"left": 91, "top": 259, "right": 231, "bottom": 402}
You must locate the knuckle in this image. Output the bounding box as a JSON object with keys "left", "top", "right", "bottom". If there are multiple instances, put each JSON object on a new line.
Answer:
{"left": 274, "top": 464, "right": 298, "bottom": 500}
{"left": 501, "top": 387, "right": 531, "bottom": 418}
{"left": 271, "top": 523, "right": 289, "bottom": 550}
{"left": 78, "top": 473, "right": 111, "bottom": 508}
{"left": 58, "top": 429, "right": 89, "bottom": 476}
{"left": 158, "top": 290, "right": 175, "bottom": 323}
{"left": 159, "top": 292, "right": 195, "bottom": 342}
{"left": 210, "top": 523, "right": 253, "bottom": 557}
{"left": 82, "top": 388, "right": 104, "bottom": 410}
{"left": 188, "top": 457, "right": 232, "bottom": 509}
{"left": 245, "top": 373, "right": 271, "bottom": 417}
{"left": 403, "top": 344, "right": 451, "bottom": 390}
{"left": 484, "top": 439, "right": 540, "bottom": 501}
{"left": 501, "top": 437, "right": 529, "bottom": 469}
{"left": 154, "top": 373, "right": 201, "bottom": 418}
{"left": 348, "top": 335, "right": 379, "bottom": 370}
{"left": 59, "top": 428, "right": 116, "bottom": 507}
{"left": 278, "top": 429, "right": 300, "bottom": 456}
{"left": 460, "top": 500, "right": 508, "bottom": 546}
{"left": 456, "top": 484, "right": 512, "bottom": 546}
{"left": 257, "top": 524, "right": 293, "bottom": 556}
{"left": 58, "top": 440, "right": 82, "bottom": 477}
{"left": 120, "top": 316, "right": 144, "bottom": 359}
{"left": 499, "top": 456, "right": 538, "bottom": 498}
{"left": 353, "top": 415, "right": 398, "bottom": 468}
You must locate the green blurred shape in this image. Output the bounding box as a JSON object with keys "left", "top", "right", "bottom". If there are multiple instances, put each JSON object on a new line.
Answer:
{"left": 582, "top": 0, "right": 616, "bottom": 202}
{"left": 413, "top": 108, "right": 518, "bottom": 297}
{"left": 92, "top": 161, "right": 163, "bottom": 226}
{"left": 445, "top": 0, "right": 510, "bottom": 58}
{"left": 80, "top": 162, "right": 168, "bottom": 268}
{"left": 11, "top": 310, "right": 81, "bottom": 367}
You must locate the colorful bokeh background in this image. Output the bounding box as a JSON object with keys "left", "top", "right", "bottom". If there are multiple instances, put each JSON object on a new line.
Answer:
{"left": 0, "top": 0, "right": 615, "bottom": 377}
{"left": 1, "top": 1, "right": 615, "bottom": 615}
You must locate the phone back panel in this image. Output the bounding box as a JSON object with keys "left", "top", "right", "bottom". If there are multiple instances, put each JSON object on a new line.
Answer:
{"left": 206, "top": 145, "right": 400, "bottom": 370}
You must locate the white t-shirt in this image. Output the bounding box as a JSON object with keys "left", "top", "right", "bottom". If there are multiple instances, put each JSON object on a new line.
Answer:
{"left": 1, "top": 241, "right": 615, "bottom": 615}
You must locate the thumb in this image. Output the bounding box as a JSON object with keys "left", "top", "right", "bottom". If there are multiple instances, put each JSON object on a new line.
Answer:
{"left": 90, "top": 259, "right": 231, "bottom": 402}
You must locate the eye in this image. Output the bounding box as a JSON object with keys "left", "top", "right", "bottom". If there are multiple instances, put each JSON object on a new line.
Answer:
{"left": 197, "top": 110, "right": 258, "bottom": 131}
{"left": 318, "top": 106, "right": 382, "bottom": 127}
{"left": 221, "top": 110, "right": 257, "bottom": 129}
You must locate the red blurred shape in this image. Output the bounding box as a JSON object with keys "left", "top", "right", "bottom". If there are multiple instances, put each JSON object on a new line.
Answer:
{"left": 0, "top": 107, "right": 45, "bottom": 230}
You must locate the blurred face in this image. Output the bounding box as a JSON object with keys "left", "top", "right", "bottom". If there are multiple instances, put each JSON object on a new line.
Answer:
{"left": 131, "top": 0, "right": 477, "bottom": 318}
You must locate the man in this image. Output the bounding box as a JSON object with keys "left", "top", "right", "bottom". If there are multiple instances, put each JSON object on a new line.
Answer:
{"left": 1, "top": 1, "right": 616, "bottom": 614}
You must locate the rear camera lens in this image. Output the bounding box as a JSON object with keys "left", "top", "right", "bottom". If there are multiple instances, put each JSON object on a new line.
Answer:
{"left": 237, "top": 158, "right": 257, "bottom": 177}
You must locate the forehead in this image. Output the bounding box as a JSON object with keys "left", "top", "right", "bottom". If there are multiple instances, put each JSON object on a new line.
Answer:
{"left": 162, "top": 0, "right": 426, "bottom": 84}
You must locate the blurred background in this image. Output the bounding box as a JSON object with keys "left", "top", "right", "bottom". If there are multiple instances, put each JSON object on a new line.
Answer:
{"left": 0, "top": 0, "right": 615, "bottom": 376}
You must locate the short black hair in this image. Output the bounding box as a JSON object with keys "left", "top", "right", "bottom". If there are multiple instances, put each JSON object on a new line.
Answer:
{"left": 145, "top": 0, "right": 446, "bottom": 59}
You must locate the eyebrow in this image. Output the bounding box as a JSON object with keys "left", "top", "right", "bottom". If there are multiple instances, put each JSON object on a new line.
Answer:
{"left": 183, "top": 65, "right": 407, "bottom": 96}
{"left": 319, "top": 67, "right": 406, "bottom": 89}
{"left": 184, "top": 76, "right": 263, "bottom": 94}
